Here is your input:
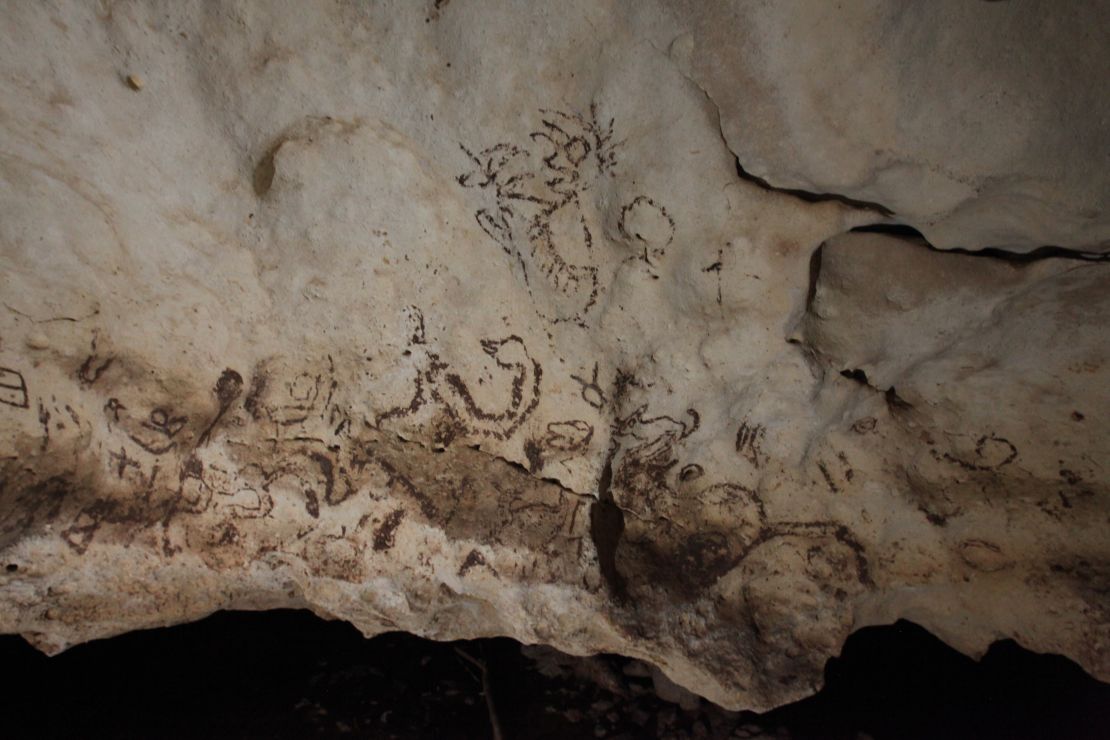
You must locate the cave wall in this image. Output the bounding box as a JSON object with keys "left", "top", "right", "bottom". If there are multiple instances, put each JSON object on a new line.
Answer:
{"left": 0, "top": 0, "right": 1107, "bottom": 711}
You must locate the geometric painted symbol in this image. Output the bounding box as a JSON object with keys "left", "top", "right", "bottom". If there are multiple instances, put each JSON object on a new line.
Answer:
{"left": 0, "top": 367, "right": 29, "bottom": 409}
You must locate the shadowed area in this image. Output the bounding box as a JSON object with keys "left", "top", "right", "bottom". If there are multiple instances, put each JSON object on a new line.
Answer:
{"left": 1, "top": 611, "right": 1107, "bottom": 739}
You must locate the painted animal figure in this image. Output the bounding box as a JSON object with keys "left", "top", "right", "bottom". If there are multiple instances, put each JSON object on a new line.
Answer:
{"left": 376, "top": 308, "right": 542, "bottom": 443}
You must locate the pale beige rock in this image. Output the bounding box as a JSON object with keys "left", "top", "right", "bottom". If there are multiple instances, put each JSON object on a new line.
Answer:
{"left": 665, "top": 0, "right": 1110, "bottom": 252}
{"left": 0, "top": 0, "right": 1107, "bottom": 712}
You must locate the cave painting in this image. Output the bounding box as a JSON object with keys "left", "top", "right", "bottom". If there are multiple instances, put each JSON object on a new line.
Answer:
{"left": 374, "top": 306, "right": 542, "bottom": 445}
{"left": 458, "top": 106, "right": 674, "bottom": 326}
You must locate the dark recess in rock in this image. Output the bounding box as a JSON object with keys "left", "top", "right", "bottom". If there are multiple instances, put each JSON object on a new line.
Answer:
{"left": 1, "top": 610, "right": 1107, "bottom": 740}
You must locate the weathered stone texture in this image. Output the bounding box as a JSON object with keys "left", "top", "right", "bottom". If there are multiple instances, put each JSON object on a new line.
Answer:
{"left": 1, "top": 0, "right": 1106, "bottom": 711}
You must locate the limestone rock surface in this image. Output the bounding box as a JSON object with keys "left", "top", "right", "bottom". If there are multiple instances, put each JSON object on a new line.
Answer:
{"left": 667, "top": 0, "right": 1110, "bottom": 251}
{"left": 1, "top": 0, "right": 1107, "bottom": 711}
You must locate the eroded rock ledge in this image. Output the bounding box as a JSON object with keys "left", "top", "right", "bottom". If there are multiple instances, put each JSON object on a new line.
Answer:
{"left": 1, "top": 0, "right": 1107, "bottom": 711}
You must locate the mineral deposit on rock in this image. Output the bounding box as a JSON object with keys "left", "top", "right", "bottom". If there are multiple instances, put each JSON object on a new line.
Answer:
{"left": 1, "top": 0, "right": 1107, "bottom": 711}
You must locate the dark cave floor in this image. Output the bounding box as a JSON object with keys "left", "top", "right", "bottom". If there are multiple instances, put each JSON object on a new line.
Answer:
{"left": 1, "top": 610, "right": 1107, "bottom": 740}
